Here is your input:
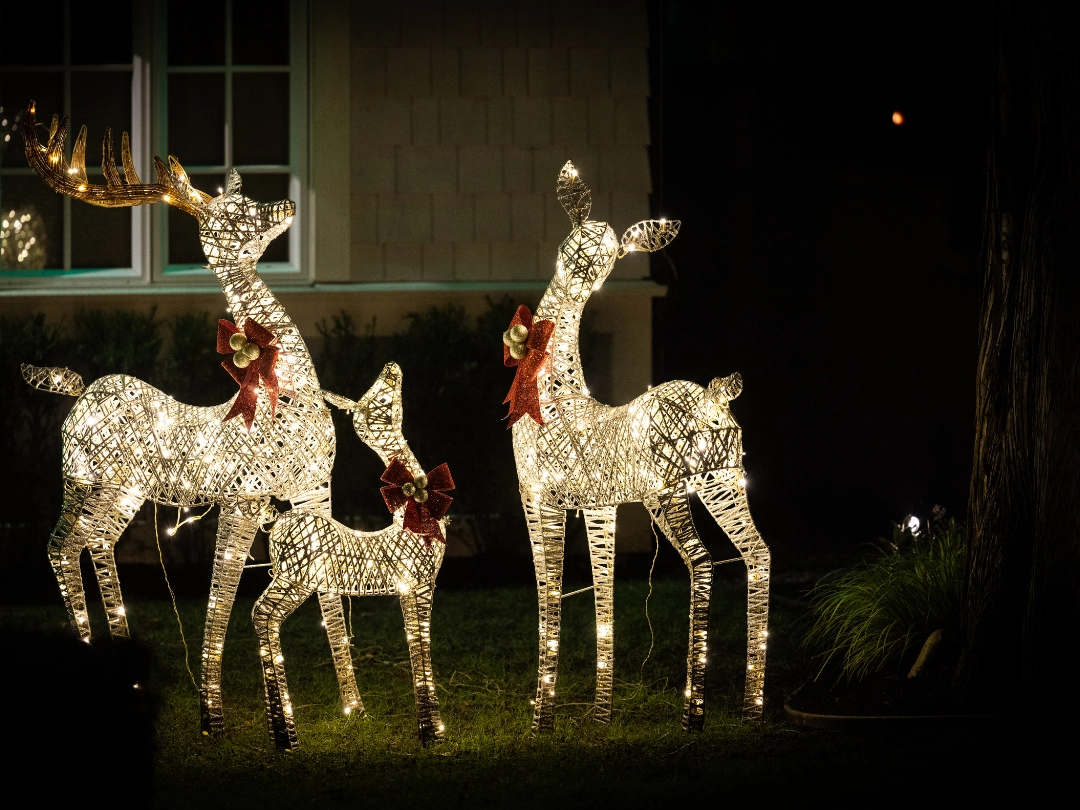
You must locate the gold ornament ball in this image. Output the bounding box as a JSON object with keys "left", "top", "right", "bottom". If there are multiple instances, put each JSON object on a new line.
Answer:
{"left": 413, "top": 474, "right": 428, "bottom": 490}
{"left": 229, "top": 333, "right": 247, "bottom": 351}
{"left": 242, "top": 342, "right": 261, "bottom": 360}
{"left": 509, "top": 342, "right": 528, "bottom": 360}
{"left": 414, "top": 488, "right": 429, "bottom": 504}
{"left": 233, "top": 351, "right": 251, "bottom": 369}
{"left": 510, "top": 324, "right": 529, "bottom": 343}
{"left": 401, "top": 482, "right": 416, "bottom": 497}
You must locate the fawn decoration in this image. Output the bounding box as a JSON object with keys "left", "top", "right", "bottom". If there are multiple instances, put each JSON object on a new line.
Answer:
{"left": 19, "top": 102, "right": 352, "bottom": 734}
{"left": 254, "top": 363, "right": 451, "bottom": 749}
{"left": 508, "top": 162, "right": 770, "bottom": 732}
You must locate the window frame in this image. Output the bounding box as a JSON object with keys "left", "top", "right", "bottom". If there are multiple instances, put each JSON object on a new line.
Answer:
{"left": 0, "top": 0, "right": 310, "bottom": 292}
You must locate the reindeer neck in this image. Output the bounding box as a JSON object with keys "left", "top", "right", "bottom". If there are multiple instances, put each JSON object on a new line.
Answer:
{"left": 216, "top": 260, "right": 320, "bottom": 399}
{"left": 535, "top": 286, "right": 591, "bottom": 400}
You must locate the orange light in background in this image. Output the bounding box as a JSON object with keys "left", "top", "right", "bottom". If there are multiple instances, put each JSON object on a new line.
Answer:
{"left": 892, "top": 111, "right": 905, "bottom": 125}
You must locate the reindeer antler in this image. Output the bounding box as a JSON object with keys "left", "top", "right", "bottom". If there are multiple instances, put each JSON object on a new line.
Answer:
{"left": 22, "top": 101, "right": 210, "bottom": 217}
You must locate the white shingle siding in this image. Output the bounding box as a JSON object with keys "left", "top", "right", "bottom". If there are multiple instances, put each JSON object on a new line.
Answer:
{"left": 349, "top": 1, "right": 650, "bottom": 282}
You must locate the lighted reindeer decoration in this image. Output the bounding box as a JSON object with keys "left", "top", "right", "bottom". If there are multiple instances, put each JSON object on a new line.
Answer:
{"left": 19, "top": 103, "right": 343, "bottom": 733}
{"left": 506, "top": 162, "right": 770, "bottom": 732}
{"left": 254, "top": 362, "right": 451, "bottom": 750}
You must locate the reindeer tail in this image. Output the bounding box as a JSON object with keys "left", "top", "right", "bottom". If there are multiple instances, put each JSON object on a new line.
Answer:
{"left": 21, "top": 364, "right": 85, "bottom": 397}
{"left": 705, "top": 372, "right": 742, "bottom": 407}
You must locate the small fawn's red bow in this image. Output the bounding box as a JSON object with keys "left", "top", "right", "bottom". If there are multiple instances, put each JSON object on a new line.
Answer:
{"left": 217, "top": 318, "right": 281, "bottom": 430}
{"left": 380, "top": 457, "right": 455, "bottom": 548}
{"left": 502, "top": 305, "right": 554, "bottom": 427}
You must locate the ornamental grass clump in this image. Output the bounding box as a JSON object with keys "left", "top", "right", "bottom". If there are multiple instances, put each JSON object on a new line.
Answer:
{"left": 805, "top": 513, "right": 965, "bottom": 682}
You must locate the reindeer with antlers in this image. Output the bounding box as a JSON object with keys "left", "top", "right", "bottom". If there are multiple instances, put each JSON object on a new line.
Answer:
{"left": 505, "top": 162, "right": 770, "bottom": 732}
{"left": 254, "top": 362, "right": 452, "bottom": 750}
{"left": 19, "top": 103, "right": 346, "bottom": 733}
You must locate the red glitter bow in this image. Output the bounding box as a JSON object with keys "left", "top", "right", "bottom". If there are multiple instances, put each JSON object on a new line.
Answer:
{"left": 217, "top": 318, "right": 281, "bottom": 430}
{"left": 502, "top": 305, "right": 554, "bottom": 427}
{"left": 380, "top": 457, "right": 455, "bottom": 548}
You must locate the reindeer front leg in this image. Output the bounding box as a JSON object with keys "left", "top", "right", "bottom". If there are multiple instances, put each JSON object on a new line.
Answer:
{"left": 253, "top": 580, "right": 312, "bottom": 750}
{"left": 525, "top": 498, "right": 566, "bottom": 732}
{"left": 400, "top": 582, "right": 444, "bottom": 744}
{"left": 645, "top": 485, "right": 713, "bottom": 731}
{"left": 694, "top": 472, "right": 770, "bottom": 721}
{"left": 583, "top": 506, "right": 616, "bottom": 723}
{"left": 319, "top": 592, "right": 364, "bottom": 718}
{"left": 200, "top": 499, "right": 265, "bottom": 733}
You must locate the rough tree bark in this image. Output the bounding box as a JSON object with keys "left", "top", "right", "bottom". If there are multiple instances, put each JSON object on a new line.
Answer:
{"left": 960, "top": 0, "right": 1080, "bottom": 698}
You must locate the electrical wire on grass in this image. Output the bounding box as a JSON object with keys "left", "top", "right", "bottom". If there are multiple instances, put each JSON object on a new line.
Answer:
{"left": 154, "top": 502, "right": 198, "bottom": 692}
{"left": 639, "top": 519, "right": 660, "bottom": 681}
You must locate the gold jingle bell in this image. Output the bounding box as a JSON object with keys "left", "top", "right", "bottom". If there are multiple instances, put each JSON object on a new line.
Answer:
{"left": 402, "top": 482, "right": 416, "bottom": 497}
{"left": 229, "top": 332, "right": 248, "bottom": 351}
{"left": 414, "top": 487, "right": 429, "bottom": 503}
{"left": 242, "top": 341, "right": 261, "bottom": 361}
{"left": 233, "top": 351, "right": 252, "bottom": 368}
{"left": 509, "top": 341, "right": 528, "bottom": 360}
{"left": 510, "top": 323, "right": 529, "bottom": 343}
{"left": 413, "top": 474, "right": 428, "bottom": 490}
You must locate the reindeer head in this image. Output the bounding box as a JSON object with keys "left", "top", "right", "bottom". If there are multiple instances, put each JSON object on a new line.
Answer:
{"left": 553, "top": 161, "right": 680, "bottom": 302}
{"left": 321, "top": 362, "right": 411, "bottom": 467}
{"left": 22, "top": 102, "right": 295, "bottom": 269}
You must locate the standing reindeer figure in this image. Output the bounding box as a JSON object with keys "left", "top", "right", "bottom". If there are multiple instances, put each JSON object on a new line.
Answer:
{"left": 19, "top": 103, "right": 345, "bottom": 733}
{"left": 254, "top": 363, "right": 451, "bottom": 749}
{"left": 506, "top": 162, "right": 770, "bottom": 732}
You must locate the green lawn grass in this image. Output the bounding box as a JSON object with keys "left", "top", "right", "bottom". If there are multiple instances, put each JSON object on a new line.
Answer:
{"left": 0, "top": 576, "right": 1049, "bottom": 807}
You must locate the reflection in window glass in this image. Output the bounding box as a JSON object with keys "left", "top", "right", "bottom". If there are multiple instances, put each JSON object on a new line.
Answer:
{"left": 0, "top": 176, "right": 62, "bottom": 270}
{"left": 233, "top": 73, "right": 290, "bottom": 164}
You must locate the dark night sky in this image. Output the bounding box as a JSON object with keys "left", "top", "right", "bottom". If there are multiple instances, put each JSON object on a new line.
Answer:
{"left": 651, "top": 2, "right": 989, "bottom": 559}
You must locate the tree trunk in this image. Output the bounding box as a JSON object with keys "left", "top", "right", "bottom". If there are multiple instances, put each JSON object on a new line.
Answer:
{"left": 960, "top": 0, "right": 1080, "bottom": 698}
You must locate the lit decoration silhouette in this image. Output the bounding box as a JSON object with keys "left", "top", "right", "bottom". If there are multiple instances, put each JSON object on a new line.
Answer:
{"left": 509, "top": 162, "right": 771, "bottom": 731}
{"left": 255, "top": 363, "right": 451, "bottom": 749}
{"left": 19, "top": 102, "right": 346, "bottom": 734}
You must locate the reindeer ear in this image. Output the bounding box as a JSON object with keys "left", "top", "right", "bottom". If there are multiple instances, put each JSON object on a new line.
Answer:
{"left": 557, "top": 161, "right": 591, "bottom": 226}
{"left": 321, "top": 389, "right": 357, "bottom": 411}
{"left": 226, "top": 168, "right": 242, "bottom": 195}
{"left": 618, "top": 219, "right": 681, "bottom": 257}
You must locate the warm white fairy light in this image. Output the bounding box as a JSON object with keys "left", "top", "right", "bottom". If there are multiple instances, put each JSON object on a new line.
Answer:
{"left": 254, "top": 363, "right": 449, "bottom": 750}
{"left": 20, "top": 103, "right": 346, "bottom": 734}
{"left": 510, "top": 162, "right": 771, "bottom": 731}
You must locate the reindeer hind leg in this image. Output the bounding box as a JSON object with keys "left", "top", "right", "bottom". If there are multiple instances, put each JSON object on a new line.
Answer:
{"left": 583, "top": 506, "right": 616, "bottom": 724}
{"left": 253, "top": 580, "right": 312, "bottom": 750}
{"left": 645, "top": 484, "right": 712, "bottom": 731}
{"left": 695, "top": 471, "right": 770, "bottom": 721}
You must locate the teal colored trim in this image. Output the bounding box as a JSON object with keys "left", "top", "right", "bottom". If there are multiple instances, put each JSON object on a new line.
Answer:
{"left": 0, "top": 279, "right": 665, "bottom": 298}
